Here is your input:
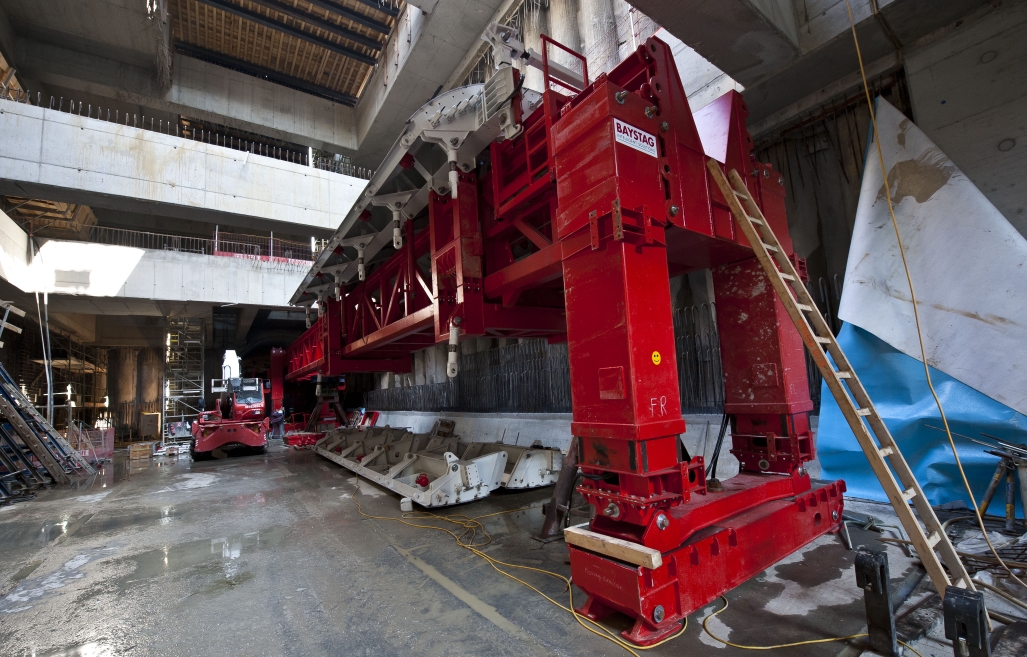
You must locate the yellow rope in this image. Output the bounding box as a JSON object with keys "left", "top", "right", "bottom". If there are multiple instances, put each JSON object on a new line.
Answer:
{"left": 347, "top": 483, "right": 686, "bottom": 657}
{"left": 843, "top": 0, "right": 1027, "bottom": 597}
{"left": 701, "top": 597, "right": 925, "bottom": 656}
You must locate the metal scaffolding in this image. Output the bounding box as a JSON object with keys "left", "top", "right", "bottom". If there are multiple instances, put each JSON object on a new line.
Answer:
{"left": 163, "top": 318, "right": 205, "bottom": 440}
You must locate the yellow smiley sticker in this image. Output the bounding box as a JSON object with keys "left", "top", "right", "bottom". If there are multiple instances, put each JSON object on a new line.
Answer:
{"left": 651, "top": 351, "right": 661, "bottom": 365}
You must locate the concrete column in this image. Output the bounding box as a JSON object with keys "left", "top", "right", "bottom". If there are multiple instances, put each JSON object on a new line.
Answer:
{"left": 580, "top": 0, "right": 618, "bottom": 76}
{"left": 548, "top": 0, "right": 583, "bottom": 72}
{"left": 413, "top": 350, "right": 426, "bottom": 386}
{"left": 522, "top": 3, "right": 550, "bottom": 92}
{"left": 139, "top": 348, "right": 163, "bottom": 417}
{"left": 613, "top": 0, "right": 636, "bottom": 62}
{"left": 112, "top": 348, "right": 139, "bottom": 437}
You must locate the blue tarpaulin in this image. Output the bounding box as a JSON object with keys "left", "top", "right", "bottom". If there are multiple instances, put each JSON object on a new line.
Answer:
{"left": 817, "top": 323, "right": 1027, "bottom": 514}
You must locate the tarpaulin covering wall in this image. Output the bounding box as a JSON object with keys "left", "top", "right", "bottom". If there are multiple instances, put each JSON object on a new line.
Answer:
{"left": 818, "top": 99, "right": 1027, "bottom": 509}
{"left": 818, "top": 324, "right": 1027, "bottom": 512}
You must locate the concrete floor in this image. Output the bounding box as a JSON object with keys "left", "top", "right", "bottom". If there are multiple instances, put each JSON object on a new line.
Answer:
{"left": 0, "top": 444, "right": 924, "bottom": 657}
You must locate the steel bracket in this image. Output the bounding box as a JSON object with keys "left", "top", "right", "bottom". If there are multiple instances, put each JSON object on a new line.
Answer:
{"left": 855, "top": 547, "right": 898, "bottom": 656}
{"left": 944, "top": 586, "right": 992, "bottom": 657}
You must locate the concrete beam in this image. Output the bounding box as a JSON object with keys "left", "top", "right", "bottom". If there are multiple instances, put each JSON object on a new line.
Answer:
{"left": 635, "top": 0, "right": 991, "bottom": 126}
{"left": 0, "top": 98, "right": 366, "bottom": 236}
{"left": 15, "top": 38, "right": 360, "bottom": 154}
{"left": 628, "top": 0, "right": 799, "bottom": 88}
{"left": 353, "top": 1, "right": 506, "bottom": 167}
{"left": 0, "top": 208, "right": 306, "bottom": 308}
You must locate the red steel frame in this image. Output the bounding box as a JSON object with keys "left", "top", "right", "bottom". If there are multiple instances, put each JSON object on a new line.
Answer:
{"left": 286, "top": 34, "right": 844, "bottom": 644}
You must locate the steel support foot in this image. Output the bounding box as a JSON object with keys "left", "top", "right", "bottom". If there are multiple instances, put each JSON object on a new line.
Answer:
{"left": 944, "top": 586, "right": 992, "bottom": 657}
{"left": 621, "top": 613, "right": 683, "bottom": 647}
{"left": 856, "top": 548, "right": 898, "bottom": 656}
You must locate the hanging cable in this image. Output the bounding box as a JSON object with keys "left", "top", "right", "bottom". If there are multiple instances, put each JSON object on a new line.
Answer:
{"left": 701, "top": 596, "right": 924, "bottom": 655}
{"left": 843, "top": 0, "right": 1027, "bottom": 597}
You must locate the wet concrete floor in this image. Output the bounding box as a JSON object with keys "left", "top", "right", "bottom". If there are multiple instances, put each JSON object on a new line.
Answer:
{"left": 0, "top": 444, "right": 915, "bottom": 656}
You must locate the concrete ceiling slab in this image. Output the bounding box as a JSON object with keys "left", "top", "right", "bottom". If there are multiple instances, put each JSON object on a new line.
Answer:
{"left": 1, "top": 0, "right": 157, "bottom": 69}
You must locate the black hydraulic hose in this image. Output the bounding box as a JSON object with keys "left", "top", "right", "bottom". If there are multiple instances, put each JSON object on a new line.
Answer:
{"left": 706, "top": 412, "right": 730, "bottom": 479}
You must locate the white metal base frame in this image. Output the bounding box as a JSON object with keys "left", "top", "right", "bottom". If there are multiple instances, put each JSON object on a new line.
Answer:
{"left": 315, "top": 425, "right": 563, "bottom": 508}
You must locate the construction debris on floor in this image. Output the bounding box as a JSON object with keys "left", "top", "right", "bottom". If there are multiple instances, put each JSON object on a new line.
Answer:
{"left": 314, "top": 419, "right": 563, "bottom": 508}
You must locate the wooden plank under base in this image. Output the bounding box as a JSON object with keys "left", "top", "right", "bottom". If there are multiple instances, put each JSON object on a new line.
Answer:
{"left": 564, "top": 524, "right": 663, "bottom": 570}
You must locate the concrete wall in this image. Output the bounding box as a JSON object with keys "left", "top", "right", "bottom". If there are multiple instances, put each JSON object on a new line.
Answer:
{"left": 904, "top": 1, "right": 1027, "bottom": 235}
{"left": 0, "top": 98, "right": 366, "bottom": 235}
{"left": 0, "top": 208, "right": 306, "bottom": 306}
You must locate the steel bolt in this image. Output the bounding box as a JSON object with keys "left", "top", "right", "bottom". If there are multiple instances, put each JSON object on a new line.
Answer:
{"left": 660, "top": 121, "right": 669, "bottom": 132}
{"left": 655, "top": 513, "right": 669, "bottom": 530}
{"left": 758, "top": 459, "right": 770, "bottom": 470}
{"left": 451, "top": 464, "right": 459, "bottom": 472}
{"left": 450, "top": 137, "right": 459, "bottom": 146}
{"left": 603, "top": 502, "right": 621, "bottom": 518}
{"left": 645, "top": 106, "right": 657, "bottom": 119}
{"left": 832, "top": 510, "right": 839, "bottom": 521}
{"left": 653, "top": 605, "right": 665, "bottom": 623}
{"left": 669, "top": 205, "right": 680, "bottom": 217}
{"left": 615, "top": 91, "right": 628, "bottom": 104}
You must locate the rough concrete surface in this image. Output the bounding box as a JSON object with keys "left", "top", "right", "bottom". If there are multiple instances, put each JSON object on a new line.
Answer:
{"left": 1, "top": 445, "right": 924, "bottom": 656}
{"left": 0, "top": 99, "right": 365, "bottom": 236}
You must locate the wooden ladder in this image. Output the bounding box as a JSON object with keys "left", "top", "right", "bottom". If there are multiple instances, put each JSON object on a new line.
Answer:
{"left": 706, "top": 161, "right": 973, "bottom": 598}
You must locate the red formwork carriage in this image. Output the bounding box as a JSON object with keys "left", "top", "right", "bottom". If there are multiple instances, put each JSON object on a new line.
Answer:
{"left": 285, "top": 27, "right": 844, "bottom": 646}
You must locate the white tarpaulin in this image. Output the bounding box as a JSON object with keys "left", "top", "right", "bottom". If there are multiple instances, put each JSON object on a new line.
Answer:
{"left": 838, "top": 99, "right": 1027, "bottom": 416}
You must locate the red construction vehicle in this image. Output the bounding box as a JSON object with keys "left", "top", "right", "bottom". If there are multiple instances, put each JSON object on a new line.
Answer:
{"left": 285, "top": 25, "right": 845, "bottom": 646}
{"left": 190, "top": 377, "right": 270, "bottom": 459}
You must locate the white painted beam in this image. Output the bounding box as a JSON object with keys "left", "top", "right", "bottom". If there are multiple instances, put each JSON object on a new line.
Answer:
{"left": 0, "top": 208, "right": 305, "bottom": 307}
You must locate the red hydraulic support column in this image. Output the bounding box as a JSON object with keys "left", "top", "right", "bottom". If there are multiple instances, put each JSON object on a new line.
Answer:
{"left": 547, "top": 35, "right": 844, "bottom": 647}
{"left": 429, "top": 172, "right": 485, "bottom": 343}
{"left": 269, "top": 347, "right": 285, "bottom": 413}
{"left": 713, "top": 257, "right": 816, "bottom": 474}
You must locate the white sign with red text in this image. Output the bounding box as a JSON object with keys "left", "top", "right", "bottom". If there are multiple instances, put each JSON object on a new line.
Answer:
{"left": 613, "top": 119, "right": 658, "bottom": 158}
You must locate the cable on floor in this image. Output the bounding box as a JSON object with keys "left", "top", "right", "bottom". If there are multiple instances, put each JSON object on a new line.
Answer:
{"left": 700, "top": 596, "right": 925, "bottom": 656}
{"left": 842, "top": 0, "right": 1027, "bottom": 601}
{"left": 347, "top": 482, "right": 686, "bottom": 657}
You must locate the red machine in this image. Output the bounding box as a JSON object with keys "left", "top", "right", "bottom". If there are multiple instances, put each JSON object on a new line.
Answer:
{"left": 286, "top": 29, "right": 844, "bottom": 645}
{"left": 190, "top": 377, "right": 270, "bottom": 459}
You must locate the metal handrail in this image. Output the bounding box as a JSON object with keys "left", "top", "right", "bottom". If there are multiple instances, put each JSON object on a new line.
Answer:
{"left": 78, "top": 225, "right": 318, "bottom": 263}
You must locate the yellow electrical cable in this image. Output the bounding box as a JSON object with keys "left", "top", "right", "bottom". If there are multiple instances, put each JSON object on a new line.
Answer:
{"left": 842, "top": 0, "right": 1027, "bottom": 597}
{"left": 346, "top": 483, "right": 687, "bottom": 657}
{"left": 701, "top": 597, "right": 926, "bottom": 656}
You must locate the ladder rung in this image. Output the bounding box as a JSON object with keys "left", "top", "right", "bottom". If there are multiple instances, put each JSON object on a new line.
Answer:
{"left": 706, "top": 161, "right": 974, "bottom": 605}
{"left": 814, "top": 336, "right": 832, "bottom": 344}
